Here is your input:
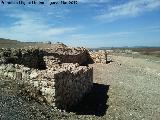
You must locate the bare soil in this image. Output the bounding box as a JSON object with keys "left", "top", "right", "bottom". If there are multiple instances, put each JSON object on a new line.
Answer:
{"left": 0, "top": 55, "right": 160, "bottom": 120}
{"left": 91, "top": 55, "right": 160, "bottom": 120}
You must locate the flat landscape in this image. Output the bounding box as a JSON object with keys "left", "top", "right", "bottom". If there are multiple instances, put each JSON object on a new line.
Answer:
{"left": 1, "top": 52, "right": 160, "bottom": 120}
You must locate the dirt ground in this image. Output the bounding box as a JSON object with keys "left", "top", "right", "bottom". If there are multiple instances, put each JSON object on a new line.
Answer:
{"left": 91, "top": 55, "right": 160, "bottom": 120}
{"left": 0, "top": 55, "right": 160, "bottom": 120}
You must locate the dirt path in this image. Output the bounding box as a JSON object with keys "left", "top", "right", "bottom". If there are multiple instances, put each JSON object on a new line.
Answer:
{"left": 0, "top": 55, "right": 160, "bottom": 120}
{"left": 91, "top": 55, "right": 160, "bottom": 120}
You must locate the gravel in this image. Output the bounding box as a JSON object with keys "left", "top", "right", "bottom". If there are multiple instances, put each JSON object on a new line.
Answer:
{"left": 0, "top": 55, "right": 160, "bottom": 120}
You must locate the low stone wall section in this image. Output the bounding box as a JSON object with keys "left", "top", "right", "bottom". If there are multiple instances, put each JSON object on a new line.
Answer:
{"left": 0, "top": 47, "right": 93, "bottom": 69}
{"left": 0, "top": 63, "right": 93, "bottom": 109}
{"left": 89, "top": 50, "right": 107, "bottom": 64}
{"left": 42, "top": 47, "right": 92, "bottom": 65}
{"left": 0, "top": 48, "right": 45, "bottom": 69}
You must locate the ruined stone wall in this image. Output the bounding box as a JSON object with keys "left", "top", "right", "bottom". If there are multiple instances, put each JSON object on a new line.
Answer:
{"left": 0, "top": 48, "right": 45, "bottom": 69}
{"left": 54, "top": 64, "right": 93, "bottom": 109}
{"left": 0, "top": 47, "right": 92, "bottom": 69}
{"left": 43, "top": 47, "right": 92, "bottom": 65}
{"left": 0, "top": 44, "right": 108, "bottom": 67}
{"left": 89, "top": 50, "right": 107, "bottom": 64}
{"left": 0, "top": 63, "right": 93, "bottom": 109}
{"left": 0, "top": 46, "right": 94, "bottom": 109}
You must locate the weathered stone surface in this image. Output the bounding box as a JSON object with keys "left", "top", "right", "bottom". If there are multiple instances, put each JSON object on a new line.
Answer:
{"left": 0, "top": 44, "right": 94, "bottom": 68}
{"left": 0, "top": 43, "right": 106, "bottom": 109}
{"left": 42, "top": 45, "right": 92, "bottom": 65}
{"left": 29, "top": 71, "right": 39, "bottom": 79}
{"left": 89, "top": 50, "right": 107, "bottom": 64}
{"left": 15, "top": 72, "right": 22, "bottom": 80}
{"left": 0, "top": 63, "right": 93, "bottom": 109}
{"left": 0, "top": 48, "right": 45, "bottom": 69}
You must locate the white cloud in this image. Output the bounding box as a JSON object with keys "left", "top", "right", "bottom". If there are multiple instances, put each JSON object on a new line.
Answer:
{"left": 137, "top": 25, "right": 160, "bottom": 32}
{"left": 43, "top": 27, "right": 76, "bottom": 36}
{"left": 68, "top": 31, "right": 133, "bottom": 41}
{"left": 63, "top": 31, "right": 133, "bottom": 47}
{"left": 96, "top": 0, "right": 160, "bottom": 21}
{"left": 0, "top": 12, "right": 77, "bottom": 41}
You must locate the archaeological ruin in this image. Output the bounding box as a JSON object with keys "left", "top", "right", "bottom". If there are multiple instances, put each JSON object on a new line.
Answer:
{"left": 0, "top": 43, "right": 107, "bottom": 109}
{"left": 89, "top": 50, "right": 108, "bottom": 64}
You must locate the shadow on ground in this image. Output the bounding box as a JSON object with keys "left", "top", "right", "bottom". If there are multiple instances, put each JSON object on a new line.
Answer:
{"left": 68, "top": 83, "right": 109, "bottom": 116}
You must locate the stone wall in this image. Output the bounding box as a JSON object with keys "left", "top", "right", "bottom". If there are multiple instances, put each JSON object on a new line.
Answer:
{"left": 0, "top": 45, "right": 110, "bottom": 109}
{"left": 0, "top": 63, "right": 93, "bottom": 109}
{"left": 0, "top": 46, "right": 93, "bottom": 67}
{"left": 42, "top": 46, "right": 92, "bottom": 65}
{"left": 0, "top": 48, "right": 45, "bottom": 69}
{"left": 89, "top": 50, "right": 107, "bottom": 64}
{"left": 0, "top": 43, "right": 111, "bottom": 112}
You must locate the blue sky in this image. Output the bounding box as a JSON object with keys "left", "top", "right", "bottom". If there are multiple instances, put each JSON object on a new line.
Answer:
{"left": 0, "top": 0, "right": 160, "bottom": 47}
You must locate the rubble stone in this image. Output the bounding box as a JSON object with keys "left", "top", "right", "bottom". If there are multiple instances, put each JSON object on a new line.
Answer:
{"left": 0, "top": 43, "right": 108, "bottom": 109}
{"left": 89, "top": 50, "right": 107, "bottom": 63}
{"left": 0, "top": 44, "right": 94, "bottom": 109}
